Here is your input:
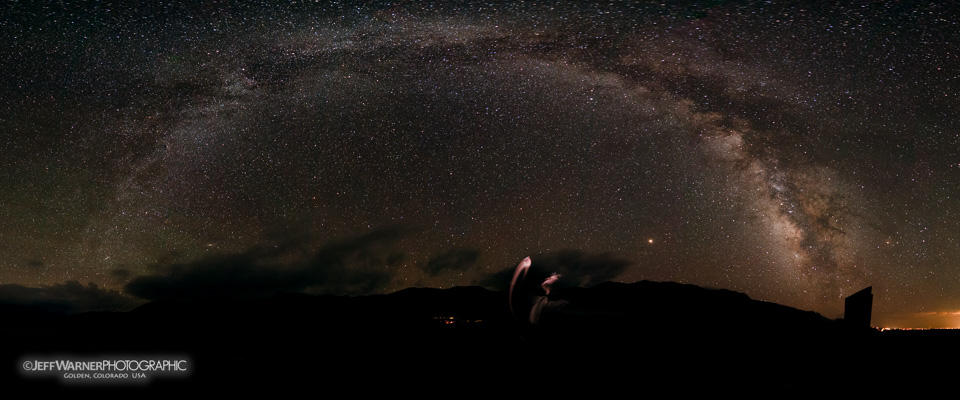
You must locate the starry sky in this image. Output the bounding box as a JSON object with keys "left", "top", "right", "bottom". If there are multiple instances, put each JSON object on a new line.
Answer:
{"left": 2, "top": 0, "right": 958, "bottom": 327}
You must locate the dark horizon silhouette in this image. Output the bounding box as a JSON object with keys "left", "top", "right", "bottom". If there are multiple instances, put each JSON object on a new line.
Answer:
{"left": 3, "top": 279, "right": 954, "bottom": 394}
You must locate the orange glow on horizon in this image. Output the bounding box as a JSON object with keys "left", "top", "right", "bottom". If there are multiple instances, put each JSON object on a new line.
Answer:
{"left": 875, "top": 310, "right": 960, "bottom": 330}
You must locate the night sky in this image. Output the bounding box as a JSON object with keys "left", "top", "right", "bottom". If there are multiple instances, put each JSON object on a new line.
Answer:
{"left": 2, "top": 1, "right": 958, "bottom": 328}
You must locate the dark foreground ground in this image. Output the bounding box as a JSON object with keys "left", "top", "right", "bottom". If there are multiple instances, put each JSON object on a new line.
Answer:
{"left": 1, "top": 282, "right": 954, "bottom": 396}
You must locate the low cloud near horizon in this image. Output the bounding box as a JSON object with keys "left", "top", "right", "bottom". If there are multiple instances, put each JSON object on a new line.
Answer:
{"left": 0, "top": 233, "right": 634, "bottom": 313}
{"left": 125, "top": 227, "right": 408, "bottom": 301}
{"left": 0, "top": 281, "right": 143, "bottom": 314}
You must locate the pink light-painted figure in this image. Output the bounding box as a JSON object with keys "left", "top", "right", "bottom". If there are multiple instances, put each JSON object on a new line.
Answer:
{"left": 509, "top": 256, "right": 532, "bottom": 315}
{"left": 529, "top": 272, "right": 565, "bottom": 325}
{"left": 509, "top": 256, "right": 568, "bottom": 326}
